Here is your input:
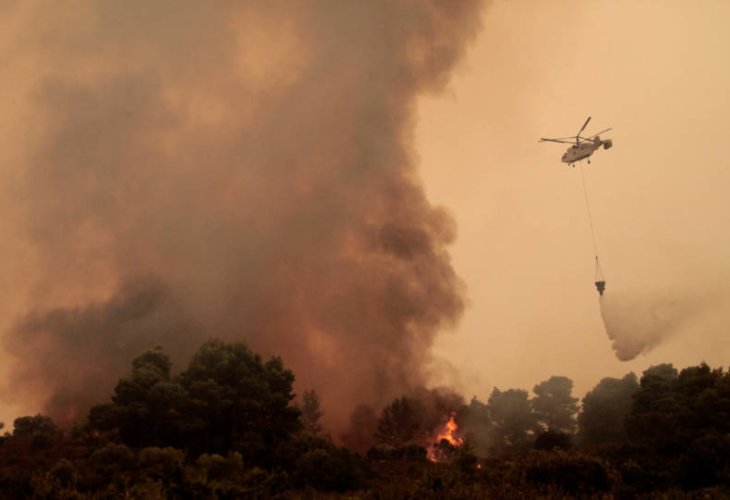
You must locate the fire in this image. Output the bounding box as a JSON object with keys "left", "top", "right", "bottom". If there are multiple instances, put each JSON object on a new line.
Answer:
{"left": 428, "top": 412, "right": 463, "bottom": 462}
{"left": 436, "top": 413, "right": 463, "bottom": 447}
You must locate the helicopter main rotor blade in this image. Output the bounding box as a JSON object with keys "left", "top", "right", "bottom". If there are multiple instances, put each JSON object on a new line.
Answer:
{"left": 577, "top": 116, "right": 592, "bottom": 136}
{"left": 587, "top": 127, "right": 612, "bottom": 138}
{"left": 539, "top": 138, "right": 574, "bottom": 144}
{"left": 540, "top": 135, "right": 575, "bottom": 141}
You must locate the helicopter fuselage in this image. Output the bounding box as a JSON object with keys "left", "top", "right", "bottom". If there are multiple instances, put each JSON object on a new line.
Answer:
{"left": 561, "top": 140, "right": 599, "bottom": 164}
{"left": 561, "top": 137, "right": 612, "bottom": 165}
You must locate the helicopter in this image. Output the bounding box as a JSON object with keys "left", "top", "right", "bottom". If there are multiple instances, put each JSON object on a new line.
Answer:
{"left": 540, "top": 117, "right": 613, "bottom": 166}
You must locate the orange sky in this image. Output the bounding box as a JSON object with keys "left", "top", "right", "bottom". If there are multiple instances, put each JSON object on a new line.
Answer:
{"left": 419, "top": 0, "right": 730, "bottom": 398}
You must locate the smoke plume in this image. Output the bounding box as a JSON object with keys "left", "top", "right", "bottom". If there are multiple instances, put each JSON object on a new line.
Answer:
{"left": 0, "top": 1, "right": 485, "bottom": 432}
{"left": 4, "top": 278, "right": 199, "bottom": 422}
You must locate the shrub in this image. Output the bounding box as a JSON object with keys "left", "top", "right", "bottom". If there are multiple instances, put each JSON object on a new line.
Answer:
{"left": 295, "top": 447, "right": 366, "bottom": 492}
{"left": 524, "top": 451, "right": 611, "bottom": 495}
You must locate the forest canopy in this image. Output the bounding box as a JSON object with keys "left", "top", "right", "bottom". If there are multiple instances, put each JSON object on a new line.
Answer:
{"left": 1, "top": 339, "right": 729, "bottom": 497}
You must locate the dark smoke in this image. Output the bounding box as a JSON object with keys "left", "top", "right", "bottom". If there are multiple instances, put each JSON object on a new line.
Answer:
{"left": 1, "top": 1, "right": 485, "bottom": 432}
{"left": 5, "top": 278, "right": 200, "bottom": 422}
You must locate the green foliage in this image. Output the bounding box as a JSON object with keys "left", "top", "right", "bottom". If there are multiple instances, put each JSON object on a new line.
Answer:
{"left": 89, "top": 443, "right": 135, "bottom": 477}
{"left": 270, "top": 431, "right": 334, "bottom": 472}
{"left": 88, "top": 347, "right": 187, "bottom": 448}
{"left": 131, "top": 346, "right": 172, "bottom": 376}
{"left": 455, "top": 397, "right": 491, "bottom": 457}
{"left": 367, "top": 442, "right": 428, "bottom": 462}
{"left": 188, "top": 453, "right": 286, "bottom": 497}
{"left": 4, "top": 340, "right": 730, "bottom": 497}
{"left": 49, "top": 459, "right": 77, "bottom": 489}
{"left": 487, "top": 388, "right": 538, "bottom": 455}
{"left": 88, "top": 340, "right": 302, "bottom": 468}
{"left": 625, "top": 363, "right": 730, "bottom": 451}
{"left": 617, "top": 363, "right": 730, "bottom": 492}
{"left": 453, "top": 444, "right": 479, "bottom": 479}
{"left": 577, "top": 372, "right": 638, "bottom": 447}
{"left": 625, "top": 363, "right": 680, "bottom": 451}
{"left": 534, "top": 430, "right": 573, "bottom": 451}
{"left": 375, "top": 397, "right": 421, "bottom": 447}
{"left": 524, "top": 450, "right": 611, "bottom": 495}
{"left": 12, "top": 414, "right": 61, "bottom": 450}
{"left": 298, "top": 389, "right": 324, "bottom": 435}
{"left": 294, "top": 447, "right": 366, "bottom": 492}
{"left": 611, "top": 449, "right": 677, "bottom": 493}
{"left": 531, "top": 376, "right": 578, "bottom": 434}
{"left": 29, "top": 459, "right": 79, "bottom": 499}
{"left": 179, "top": 340, "right": 301, "bottom": 463}
{"left": 626, "top": 364, "right": 681, "bottom": 447}
{"left": 679, "top": 431, "right": 730, "bottom": 490}
{"left": 137, "top": 447, "right": 185, "bottom": 483}
{"left": 194, "top": 452, "right": 246, "bottom": 484}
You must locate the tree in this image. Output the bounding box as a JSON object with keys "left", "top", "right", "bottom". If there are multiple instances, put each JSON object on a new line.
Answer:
{"left": 89, "top": 347, "right": 187, "bottom": 448}
{"left": 675, "top": 363, "right": 730, "bottom": 434}
{"left": 299, "top": 390, "right": 324, "bottom": 435}
{"left": 577, "top": 373, "right": 638, "bottom": 447}
{"left": 534, "top": 430, "right": 573, "bottom": 451}
{"left": 88, "top": 340, "right": 302, "bottom": 466}
{"left": 532, "top": 376, "right": 579, "bottom": 434}
{"left": 620, "top": 363, "right": 730, "bottom": 491}
{"left": 455, "top": 397, "right": 491, "bottom": 457}
{"left": 294, "top": 447, "right": 365, "bottom": 492}
{"left": 624, "top": 364, "right": 680, "bottom": 451}
{"left": 12, "top": 415, "right": 61, "bottom": 450}
{"left": 375, "top": 397, "right": 420, "bottom": 447}
{"left": 178, "top": 340, "right": 301, "bottom": 462}
{"left": 487, "top": 388, "right": 538, "bottom": 455}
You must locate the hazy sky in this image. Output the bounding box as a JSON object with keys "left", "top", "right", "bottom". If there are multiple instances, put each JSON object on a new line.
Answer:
{"left": 1, "top": 0, "right": 729, "bottom": 429}
{"left": 420, "top": 0, "right": 730, "bottom": 398}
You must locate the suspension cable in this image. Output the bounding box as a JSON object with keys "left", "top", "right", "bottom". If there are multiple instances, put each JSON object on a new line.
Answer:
{"left": 579, "top": 165, "right": 599, "bottom": 259}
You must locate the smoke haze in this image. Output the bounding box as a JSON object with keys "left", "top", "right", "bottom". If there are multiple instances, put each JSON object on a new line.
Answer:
{"left": 0, "top": 1, "right": 485, "bottom": 431}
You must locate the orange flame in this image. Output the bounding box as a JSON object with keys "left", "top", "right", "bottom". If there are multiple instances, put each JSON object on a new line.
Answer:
{"left": 428, "top": 412, "right": 463, "bottom": 462}
{"left": 436, "top": 413, "right": 463, "bottom": 447}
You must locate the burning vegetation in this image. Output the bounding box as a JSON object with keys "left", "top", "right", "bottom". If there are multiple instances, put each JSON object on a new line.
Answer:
{"left": 427, "top": 413, "right": 464, "bottom": 463}
{"left": 434, "top": 413, "right": 463, "bottom": 449}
